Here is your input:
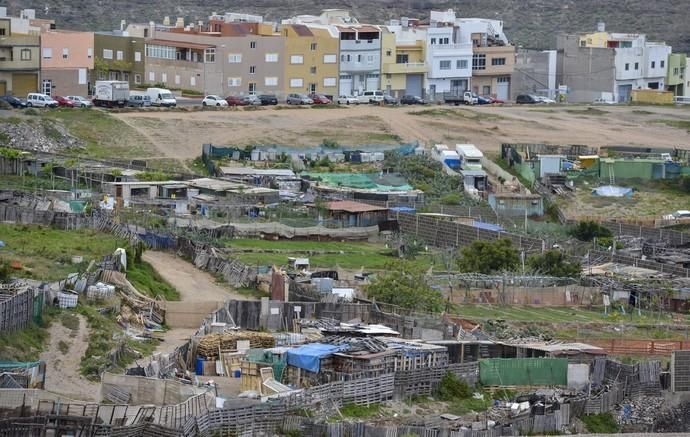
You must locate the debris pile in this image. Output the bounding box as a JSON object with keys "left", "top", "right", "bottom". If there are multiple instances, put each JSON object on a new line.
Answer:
{"left": 483, "top": 319, "right": 553, "bottom": 341}
{"left": 197, "top": 331, "right": 275, "bottom": 358}
{"left": 0, "top": 120, "right": 84, "bottom": 152}
{"left": 617, "top": 396, "right": 664, "bottom": 427}
{"left": 653, "top": 402, "right": 690, "bottom": 432}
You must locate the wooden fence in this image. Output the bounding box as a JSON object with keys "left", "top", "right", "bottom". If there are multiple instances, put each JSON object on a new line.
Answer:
{"left": 579, "top": 338, "right": 690, "bottom": 356}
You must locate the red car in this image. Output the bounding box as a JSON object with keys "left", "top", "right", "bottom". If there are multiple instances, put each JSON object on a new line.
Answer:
{"left": 225, "top": 96, "right": 247, "bottom": 106}
{"left": 308, "top": 94, "right": 331, "bottom": 104}
{"left": 54, "top": 96, "right": 76, "bottom": 107}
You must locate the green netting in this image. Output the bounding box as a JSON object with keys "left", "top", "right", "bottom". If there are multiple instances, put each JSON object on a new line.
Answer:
{"left": 244, "top": 348, "right": 286, "bottom": 381}
{"left": 303, "top": 172, "right": 413, "bottom": 192}
{"left": 479, "top": 358, "right": 568, "bottom": 386}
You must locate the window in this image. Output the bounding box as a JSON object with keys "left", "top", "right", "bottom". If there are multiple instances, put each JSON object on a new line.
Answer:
{"left": 651, "top": 61, "right": 656, "bottom": 68}
{"left": 290, "top": 78, "right": 303, "bottom": 88}
{"left": 42, "top": 80, "right": 52, "bottom": 95}
{"left": 43, "top": 48, "right": 52, "bottom": 59}
{"left": 472, "top": 54, "right": 486, "bottom": 70}
{"left": 310, "top": 42, "right": 317, "bottom": 51}
{"left": 430, "top": 38, "right": 436, "bottom": 45}
{"left": 87, "top": 47, "right": 93, "bottom": 58}
{"left": 134, "top": 73, "right": 142, "bottom": 85}
{"left": 386, "top": 49, "right": 392, "bottom": 56}
{"left": 661, "top": 60, "right": 665, "bottom": 68}
{"left": 340, "top": 74, "right": 352, "bottom": 80}
{"left": 439, "top": 60, "right": 451, "bottom": 70}
{"left": 161, "top": 73, "right": 167, "bottom": 82}
{"left": 441, "top": 37, "right": 449, "bottom": 44}
{"left": 674, "top": 67, "right": 679, "bottom": 75}
{"left": 457, "top": 59, "right": 468, "bottom": 69}
{"left": 248, "top": 83, "right": 256, "bottom": 95}
{"left": 357, "top": 54, "right": 362, "bottom": 62}
{"left": 98, "top": 71, "right": 106, "bottom": 80}
{"left": 323, "top": 77, "right": 336, "bottom": 87}
{"left": 20, "top": 49, "right": 31, "bottom": 61}
{"left": 103, "top": 49, "right": 113, "bottom": 59}
{"left": 634, "top": 62, "right": 639, "bottom": 70}
{"left": 290, "top": 55, "right": 304, "bottom": 64}
{"left": 367, "top": 55, "right": 374, "bottom": 63}
{"left": 145, "top": 45, "right": 176, "bottom": 60}
{"left": 78, "top": 68, "right": 87, "bottom": 85}
{"left": 483, "top": 85, "right": 491, "bottom": 95}
{"left": 116, "top": 50, "right": 123, "bottom": 60}
{"left": 310, "top": 66, "right": 317, "bottom": 74}
{"left": 228, "top": 53, "right": 242, "bottom": 63}
{"left": 190, "top": 76, "right": 196, "bottom": 86}
{"left": 0, "top": 29, "right": 4, "bottom": 36}
{"left": 62, "top": 48, "right": 69, "bottom": 59}
{"left": 265, "top": 77, "right": 278, "bottom": 86}
{"left": 123, "top": 72, "right": 129, "bottom": 81}
{"left": 625, "top": 63, "right": 629, "bottom": 71}
{"left": 134, "top": 51, "right": 141, "bottom": 62}
{"left": 265, "top": 53, "right": 278, "bottom": 62}
{"left": 149, "top": 72, "right": 155, "bottom": 82}
{"left": 204, "top": 48, "right": 215, "bottom": 63}
{"left": 228, "top": 77, "right": 241, "bottom": 87}
{"left": 323, "top": 54, "right": 336, "bottom": 64}
{"left": 174, "top": 75, "right": 180, "bottom": 85}
{"left": 497, "top": 76, "right": 510, "bottom": 83}
{"left": 491, "top": 57, "right": 506, "bottom": 66}
{"left": 249, "top": 65, "right": 256, "bottom": 74}
{"left": 250, "top": 41, "right": 256, "bottom": 49}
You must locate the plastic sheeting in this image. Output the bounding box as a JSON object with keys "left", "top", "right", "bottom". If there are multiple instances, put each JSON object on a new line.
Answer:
{"left": 592, "top": 185, "right": 633, "bottom": 198}
{"left": 286, "top": 343, "right": 343, "bottom": 373}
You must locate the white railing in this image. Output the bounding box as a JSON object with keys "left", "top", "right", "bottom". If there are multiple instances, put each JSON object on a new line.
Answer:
{"left": 431, "top": 43, "right": 473, "bottom": 51}
{"left": 673, "top": 95, "right": 690, "bottom": 104}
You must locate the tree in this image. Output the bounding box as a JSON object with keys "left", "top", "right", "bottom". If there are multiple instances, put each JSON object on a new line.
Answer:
{"left": 0, "top": 258, "right": 11, "bottom": 283}
{"left": 569, "top": 221, "right": 612, "bottom": 241}
{"left": 458, "top": 239, "right": 519, "bottom": 274}
{"left": 365, "top": 260, "right": 443, "bottom": 312}
{"left": 527, "top": 250, "right": 581, "bottom": 278}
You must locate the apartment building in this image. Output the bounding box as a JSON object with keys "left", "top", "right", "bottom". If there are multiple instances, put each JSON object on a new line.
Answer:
{"left": 281, "top": 24, "right": 339, "bottom": 96}
{"left": 425, "top": 10, "right": 472, "bottom": 100}
{"left": 382, "top": 18, "right": 428, "bottom": 98}
{"left": 40, "top": 30, "right": 94, "bottom": 96}
{"left": 458, "top": 18, "right": 514, "bottom": 100}
{"left": 93, "top": 31, "right": 145, "bottom": 88}
{"left": 0, "top": 8, "right": 48, "bottom": 96}
{"left": 145, "top": 16, "right": 284, "bottom": 97}
{"left": 666, "top": 53, "right": 686, "bottom": 96}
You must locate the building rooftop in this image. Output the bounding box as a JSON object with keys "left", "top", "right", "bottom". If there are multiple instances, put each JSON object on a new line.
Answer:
{"left": 147, "top": 38, "right": 215, "bottom": 49}
{"left": 324, "top": 200, "right": 388, "bottom": 213}
{"left": 219, "top": 167, "right": 296, "bottom": 177}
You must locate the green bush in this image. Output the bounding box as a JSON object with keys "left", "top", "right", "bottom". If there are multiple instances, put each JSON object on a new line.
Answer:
{"left": 569, "top": 221, "right": 612, "bottom": 241}
{"left": 438, "top": 371, "right": 471, "bottom": 401}
{"left": 440, "top": 192, "right": 462, "bottom": 205}
{"left": 580, "top": 412, "right": 620, "bottom": 433}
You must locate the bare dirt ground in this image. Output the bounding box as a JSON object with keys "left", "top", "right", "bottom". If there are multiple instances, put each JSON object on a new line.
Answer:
{"left": 39, "top": 314, "right": 100, "bottom": 401}
{"left": 112, "top": 104, "right": 690, "bottom": 162}
{"left": 142, "top": 251, "right": 251, "bottom": 354}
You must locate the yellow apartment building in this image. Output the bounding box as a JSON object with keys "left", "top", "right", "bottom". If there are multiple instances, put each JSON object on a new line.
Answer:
{"left": 281, "top": 24, "right": 339, "bottom": 96}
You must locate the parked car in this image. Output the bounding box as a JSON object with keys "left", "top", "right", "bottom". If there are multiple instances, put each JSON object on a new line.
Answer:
{"left": 241, "top": 95, "right": 262, "bottom": 106}
{"left": 26, "top": 93, "right": 58, "bottom": 108}
{"left": 516, "top": 94, "right": 539, "bottom": 104}
{"left": 487, "top": 97, "right": 505, "bottom": 104}
{"left": 0, "top": 95, "right": 26, "bottom": 108}
{"left": 357, "top": 90, "right": 384, "bottom": 104}
{"left": 593, "top": 98, "right": 616, "bottom": 105}
{"left": 286, "top": 93, "right": 313, "bottom": 105}
{"left": 400, "top": 95, "right": 427, "bottom": 105}
{"left": 258, "top": 94, "right": 278, "bottom": 105}
{"left": 534, "top": 95, "right": 556, "bottom": 104}
{"left": 66, "top": 96, "right": 92, "bottom": 108}
{"left": 127, "top": 94, "right": 151, "bottom": 107}
{"left": 383, "top": 94, "right": 399, "bottom": 105}
{"left": 202, "top": 95, "right": 228, "bottom": 107}
{"left": 309, "top": 94, "right": 331, "bottom": 104}
{"left": 225, "top": 96, "right": 247, "bottom": 106}
{"left": 146, "top": 87, "right": 177, "bottom": 107}
{"left": 663, "top": 210, "right": 690, "bottom": 220}
{"left": 54, "top": 96, "right": 76, "bottom": 107}
{"left": 337, "top": 95, "right": 358, "bottom": 105}
{"left": 476, "top": 95, "right": 493, "bottom": 105}
{"left": 443, "top": 91, "right": 478, "bottom": 105}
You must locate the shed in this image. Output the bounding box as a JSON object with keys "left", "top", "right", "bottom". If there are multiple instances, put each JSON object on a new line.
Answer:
{"left": 322, "top": 200, "right": 389, "bottom": 227}
{"left": 538, "top": 155, "right": 565, "bottom": 178}
{"left": 488, "top": 192, "right": 544, "bottom": 217}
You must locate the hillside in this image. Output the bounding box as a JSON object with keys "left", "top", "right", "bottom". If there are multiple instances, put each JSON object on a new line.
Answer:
{"left": 7, "top": 0, "right": 690, "bottom": 53}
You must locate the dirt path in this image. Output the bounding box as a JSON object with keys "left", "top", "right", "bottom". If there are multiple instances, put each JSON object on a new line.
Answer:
{"left": 143, "top": 251, "right": 251, "bottom": 353}
{"left": 39, "top": 314, "right": 99, "bottom": 401}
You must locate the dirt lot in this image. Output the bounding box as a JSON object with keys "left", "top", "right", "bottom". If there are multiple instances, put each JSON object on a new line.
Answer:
{"left": 112, "top": 104, "right": 690, "bottom": 162}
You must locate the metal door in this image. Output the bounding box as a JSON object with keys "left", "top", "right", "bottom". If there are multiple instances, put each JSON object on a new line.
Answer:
{"left": 618, "top": 84, "right": 632, "bottom": 103}
{"left": 365, "top": 74, "right": 378, "bottom": 91}
{"left": 497, "top": 76, "right": 510, "bottom": 100}
{"left": 12, "top": 73, "right": 38, "bottom": 96}
{"left": 405, "top": 74, "right": 423, "bottom": 96}
{"left": 339, "top": 75, "right": 352, "bottom": 95}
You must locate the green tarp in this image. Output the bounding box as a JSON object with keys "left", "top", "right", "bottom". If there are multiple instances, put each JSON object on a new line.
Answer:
{"left": 479, "top": 358, "right": 568, "bottom": 386}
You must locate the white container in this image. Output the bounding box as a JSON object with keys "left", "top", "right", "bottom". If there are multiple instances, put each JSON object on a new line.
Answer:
{"left": 71, "top": 256, "right": 83, "bottom": 264}
{"left": 57, "top": 291, "right": 78, "bottom": 309}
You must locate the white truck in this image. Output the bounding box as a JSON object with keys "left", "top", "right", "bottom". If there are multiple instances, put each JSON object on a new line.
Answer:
{"left": 146, "top": 87, "right": 177, "bottom": 107}
{"left": 93, "top": 80, "right": 129, "bottom": 108}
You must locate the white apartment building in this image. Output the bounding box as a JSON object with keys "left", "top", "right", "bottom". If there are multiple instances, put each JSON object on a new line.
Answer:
{"left": 611, "top": 34, "right": 671, "bottom": 101}
{"left": 425, "top": 10, "right": 472, "bottom": 99}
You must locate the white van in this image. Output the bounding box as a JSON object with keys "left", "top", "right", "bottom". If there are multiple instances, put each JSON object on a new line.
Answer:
{"left": 357, "top": 90, "right": 384, "bottom": 104}
{"left": 26, "top": 93, "right": 58, "bottom": 108}
{"left": 145, "top": 88, "right": 177, "bottom": 107}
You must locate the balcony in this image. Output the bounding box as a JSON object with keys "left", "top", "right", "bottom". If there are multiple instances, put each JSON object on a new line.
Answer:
{"left": 340, "top": 39, "right": 381, "bottom": 51}
{"left": 383, "top": 62, "right": 428, "bottom": 74}
{"left": 430, "top": 43, "right": 472, "bottom": 55}
{"left": 340, "top": 61, "right": 380, "bottom": 73}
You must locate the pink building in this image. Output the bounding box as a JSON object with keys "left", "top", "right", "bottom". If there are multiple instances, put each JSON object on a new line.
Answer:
{"left": 40, "top": 30, "right": 94, "bottom": 96}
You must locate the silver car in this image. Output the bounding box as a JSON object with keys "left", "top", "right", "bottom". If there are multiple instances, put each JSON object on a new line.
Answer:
{"left": 286, "top": 93, "right": 313, "bottom": 105}
{"left": 66, "top": 96, "right": 93, "bottom": 108}
{"left": 241, "top": 95, "right": 262, "bottom": 106}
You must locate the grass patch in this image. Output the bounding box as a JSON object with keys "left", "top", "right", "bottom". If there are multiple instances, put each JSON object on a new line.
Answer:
{"left": 0, "top": 224, "right": 125, "bottom": 281}
{"left": 446, "top": 395, "right": 493, "bottom": 415}
{"left": 273, "top": 105, "right": 308, "bottom": 110}
{"left": 339, "top": 403, "right": 382, "bottom": 418}
{"left": 0, "top": 307, "right": 58, "bottom": 361}
{"left": 580, "top": 412, "right": 620, "bottom": 433}
{"left": 365, "top": 132, "right": 402, "bottom": 143}
{"left": 234, "top": 286, "right": 270, "bottom": 299}
{"left": 632, "top": 109, "right": 653, "bottom": 115}
{"left": 58, "top": 340, "right": 70, "bottom": 354}
{"left": 656, "top": 119, "right": 690, "bottom": 132}
{"left": 564, "top": 107, "right": 608, "bottom": 116}
{"left": 61, "top": 312, "right": 80, "bottom": 332}
{"left": 43, "top": 108, "right": 156, "bottom": 159}
{"left": 127, "top": 258, "right": 180, "bottom": 301}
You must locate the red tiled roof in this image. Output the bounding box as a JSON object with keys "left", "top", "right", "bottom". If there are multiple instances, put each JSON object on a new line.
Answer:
{"left": 325, "top": 200, "right": 388, "bottom": 213}
{"left": 292, "top": 24, "right": 314, "bottom": 37}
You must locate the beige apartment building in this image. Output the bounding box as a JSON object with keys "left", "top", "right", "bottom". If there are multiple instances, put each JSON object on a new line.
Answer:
{"left": 145, "top": 18, "right": 285, "bottom": 97}
{"left": 40, "top": 30, "right": 94, "bottom": 96}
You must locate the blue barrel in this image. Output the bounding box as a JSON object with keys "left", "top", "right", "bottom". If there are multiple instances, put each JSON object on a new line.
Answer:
{"left": 196, "top": 358, "right": 204, "bottom": 375}
{"left": 234, "top": 369, "right": 241, "bottom": 378}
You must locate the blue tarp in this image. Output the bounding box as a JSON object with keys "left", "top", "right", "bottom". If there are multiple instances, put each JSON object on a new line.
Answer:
{"left": 286, "top": 343, "right": 344, "bottom": 373}
{"left": 472, "top": 221, "right": 504, "bottom": 232}
{"left": 390, "top": 207, "right": 416, "bottom": 213}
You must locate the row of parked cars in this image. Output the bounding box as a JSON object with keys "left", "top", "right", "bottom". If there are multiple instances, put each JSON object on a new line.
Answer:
{"left": 0, "top": 93, "right": 94, "bottom": 109}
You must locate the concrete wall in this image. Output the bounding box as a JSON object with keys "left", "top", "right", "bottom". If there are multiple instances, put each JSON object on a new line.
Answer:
{"left": 512, "top": 49, "right": 556, "bottom": 99}
{"left": 165, "top": 300, "right": 224, "bottom": 328}
{"left": 100, "top": 372, "right": 207, "bottom": 404}
{"left": 41, "top": 68, "right": 89, "bottom": 96}
{"left": 557, "top": 34, "right": 615, "bottom": 103}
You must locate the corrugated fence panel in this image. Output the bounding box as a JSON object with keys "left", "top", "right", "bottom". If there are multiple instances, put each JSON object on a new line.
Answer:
{"left": 479, "top": 358, "right": 568, "bottom": 386}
